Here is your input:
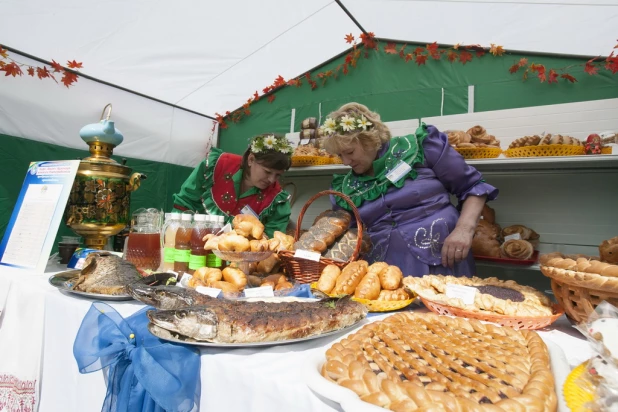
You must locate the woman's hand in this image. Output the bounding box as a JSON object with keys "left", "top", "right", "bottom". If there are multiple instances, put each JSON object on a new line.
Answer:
{"left": 441, "top": 225, "right": 475, "bottom": 268}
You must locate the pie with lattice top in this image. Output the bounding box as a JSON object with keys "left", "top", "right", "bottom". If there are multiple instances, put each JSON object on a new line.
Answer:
{"left": 322, "top": 312, "right": 556, "bottom": 411}
{"left": 403, "top": 275, "right": 554, "bottom": 317}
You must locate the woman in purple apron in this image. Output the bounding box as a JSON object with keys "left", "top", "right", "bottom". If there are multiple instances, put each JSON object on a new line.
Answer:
{"left": 322, "top": 103, "right": 498, "bottom": 277}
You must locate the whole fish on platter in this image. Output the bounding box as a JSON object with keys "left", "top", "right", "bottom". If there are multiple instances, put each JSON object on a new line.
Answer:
{"left": 72, "top": 252, "right": 141, "bottom": 295}
{"left": 147, "top": 296, "right": 367, "bottom": 343}
{"left": 128, "top": 284, "right": 214, "bottom": 309}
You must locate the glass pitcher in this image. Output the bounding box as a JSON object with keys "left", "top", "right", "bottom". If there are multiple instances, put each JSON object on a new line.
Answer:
{"left": 124, "top": 208, "right": 163, "bottom": 271}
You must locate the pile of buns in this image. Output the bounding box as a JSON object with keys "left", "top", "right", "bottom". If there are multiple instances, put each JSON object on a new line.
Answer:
{"left": 508, "top": 133, "right": 584, "bottom": 150}
{"left": 203, "top": 215, "right": 294, "bottom": 254}
{"left": 292, "top": 145, "right": 334, "bottom": 158}
{"left": 472, "top": 204, "right": 538, "bottom": 260}
{"left": 187, "top": 266, "right": 294, "bottom": 293}
{"left": 315, "top": 261, "right": 412, "bottom": 301}
{"left": 447, "top": 125, "right": 501, "bottom": 149}
{"left": 294, "top": 210, "right": 371, "bottom": 261}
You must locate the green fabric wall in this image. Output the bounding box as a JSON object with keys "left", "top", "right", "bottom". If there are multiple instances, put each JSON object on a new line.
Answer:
{"left": 0, "top": 134, "right": 193, "bottom": 252}
{"left": 219, "top": 47, "right": 618, "bottom": 154}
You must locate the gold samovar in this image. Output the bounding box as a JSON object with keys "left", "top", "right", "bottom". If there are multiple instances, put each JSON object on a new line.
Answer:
{"left": 64, "top": 104, "right": 146, "bottom": 249}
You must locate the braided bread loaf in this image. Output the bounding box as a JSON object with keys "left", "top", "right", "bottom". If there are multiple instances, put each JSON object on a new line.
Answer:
{"left": 508, "top": 135, "right": 541, "bottom": 149}
{"left": 539, "top": 134, "right": 583, "bottom": 146}
{"left": 324, "top": 229, "right": 372, "bottom": 261}
{"left": 540, "top": 252, "right": 618, "bottom": 277}
{"left": 294, "top": 210, "right": 351, "bottom": 253}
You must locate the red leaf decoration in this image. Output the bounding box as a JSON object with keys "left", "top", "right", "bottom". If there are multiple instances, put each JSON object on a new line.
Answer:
{"left": 560, "top": 73, "right": 578, "bottom": 83}
{"left": 384, "top": 43, "right": 397, "bottom": 54}
{"left": 273, "top": 75, "right": 286, "bottom": 87}
{"left": 584, "top": 62, "right": 599, "bottom": 75}
{"left": 50, "top": 60, "right": 63, "bottom": 73}
{"left": 415, "top": 54, "right": 428, "bottom": 66}
{"left": 0, "top": 46, "right": 8, "bottom": 59}
{"left": 518, "top": 58, "right": 528, "bottom": 67}
{"left": 446, "top": 50, "right": 458, "bottom": 63}
{"left": 61, "top": 71, "right": 79, "bottom": 87}
{"left": 66, "top": 60, "right": 83, "bottom": 69}
{"left": 509, "top": 63, "right": 520, "bottom": 74}
{"left": 404, "top": 53, "right": 414, "bottom": 63}
{"left": 267, "top": 95, "right": 276, "bottom": 103}
{"left": 459, "top": 51, "right": 473, "bottom": 65}
{"left": 548, "top": 69, "right": 558, "bottom": 84}
{"left": 2, "top": 62, "right": 23, "bottom": 77}
{"left": 345, "top": 33, "right": 355, "bottom": 44}
{"left": 27, "top": 67, "right": 35, "bottom": 76}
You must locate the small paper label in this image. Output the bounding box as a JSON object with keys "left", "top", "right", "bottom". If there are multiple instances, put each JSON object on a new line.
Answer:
{"left": 504, "top": 233, "right": 521, "bottom": 241}
{"left": 195, "top": 286, "right": 221, "bottom": 298}
{"left": 445, "top": 284, "right": 477, "bottom": 305}
{"left": 240, "top": 205, "right": 259, "bottom": 219}
{"left": 294, "top": 249, "right": 321, "bottom": 262}
{"left": 74, "top": 257, "right": 86, "bottom": 270}
{"left": 216, "top": 223, "right": 232, "bottom": 235}
{"left": 385, "top": 161, "right": 412, "bottom": 183}
{"left": 243, "top": 285, "right": 275, "bottom": 298}
{"left": 300, "top": 138, "right": 310, "bottom": 145}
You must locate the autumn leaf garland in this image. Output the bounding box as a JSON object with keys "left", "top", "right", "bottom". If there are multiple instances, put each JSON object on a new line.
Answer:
{"left": 0, "top": 45, "right": 83, "bottom": 87}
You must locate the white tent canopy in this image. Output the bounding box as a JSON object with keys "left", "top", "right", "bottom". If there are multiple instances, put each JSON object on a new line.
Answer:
{"left": 1, "top": 0, "right": 617, "bottom": 167}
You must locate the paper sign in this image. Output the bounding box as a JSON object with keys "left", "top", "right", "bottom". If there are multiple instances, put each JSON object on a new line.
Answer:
{"left": 243, "top": 285, "right": 275, "bottom": 298}
{"left": 195, "top": 286, "right": 222, "bottom": 298}
{"left": 385, "top": 161, "right": 412, "bottom": 183}
{"left": 215, "top": 223, "right": 232, "bottom": 236}
{"left": 294, "top": 249, "right": 321, "bottom": 262}
{"left": 0, "top": 160, "right": 80, "bottom": 272}
{"left": 299, "top": 138, "right": 311, "bottom": 145}
{"left": 504, "top": 233, "right": 521, "bottom": 241}
{"left": 445, "top": 284, "right": 477, "bottom": 305}
{"left": 240, "top": 205, "right": 259, "bottom": 219}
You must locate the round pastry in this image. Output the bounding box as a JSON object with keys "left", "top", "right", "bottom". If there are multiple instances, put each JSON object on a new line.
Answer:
{"left": 217, "top": 233, "right": 251, "bottom": 252}
{"left": 502, "top": 224, "right": 540, "bottom": 240}
{"left": 501, "top": 239, "right": 534, "bottom": 260}
{"left": 600, "top": 236, "right": 618, "bottom": 264}
{"left": 232, "top": 214, "right": 264, "bottom": 239}
{"left": 509, "top": 135, "right": 541, "bottom": 149}
{"left": 466, "top": 125, "right": 492, "bottom": 144}
{"left": 222, "top": 267, "right": 248, "bottom": 290}
{"left": 447, "top": 130, "right": 471, "bottom": 146}
{"left": 403, "top": 275, "right": 554, "bottom": 316}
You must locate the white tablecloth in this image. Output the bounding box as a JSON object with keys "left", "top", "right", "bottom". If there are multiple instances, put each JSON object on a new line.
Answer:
{"left": 0, "top": 262, "right": 594, "bottom": 412}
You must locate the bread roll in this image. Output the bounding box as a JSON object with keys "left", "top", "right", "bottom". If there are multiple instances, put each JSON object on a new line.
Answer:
{"left": 471, "top": 233, "right": 501, "bottom": 257}
{"left": 218, "top": 234, "right": 250, "bottom": 252}
{"left": 600, "top": 236, "right": 618, "bottom": 264}
{"left": 208, "top": 281, "right": 239, "bottom": 293}
{"left": 247, "top": 275, "right": 262, "bottom": 288}
{"left": 263, "top": 273, "right": 286, "bottom": 285}
{"left": 332, "top": 261, "right": 368, "bottom": 295}
{"left": 379, "top": 265, "right": 403, "bottom": 290}
{"left": 377, "top": 287, "right": 410, "bottom": 301}
{"left": 249, "top": 238, "right": 268, "bottom": 252}
{"left": 273, "top": 231, "right": 295, "bottom": 251}
{"left": 316, "top": 265, "right": 341, "bottom": 294}
{"left": 261, "top": 280, "right": 276, "bottom": 288}
{"left": 367, "top": 262, "right": 389, "bottom": 276}
{"left": 256, "top": 254, "right": 280, "bottom": 274}
{"left": 187, "top": 277, "right": 206, "bottom": 288}
{"left": 193, "top": 267, "right": 223, "bottom": 284}
{"left": 232, "top": 214, "right": 264, "bottom": 239}
{"left": 222, "top": 267, "right": 247, "bottom": 290}
{"left": 275, "top": 281, "right": 293, "bottom": 291}
{"left": 467, "top": 126, "right": 491, "bottom": 144}
{"left": 501, "top": 239, "right": 534, "bottom": 260}
{"left": 354, "top": 272, "right": 381, "bottom": 300}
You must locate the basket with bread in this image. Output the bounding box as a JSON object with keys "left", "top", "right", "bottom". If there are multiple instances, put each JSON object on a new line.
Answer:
{"left": 505, "top": 133, "right": 585, "bottom": 157}
{"left": 311, "top": 260, "right": 416, "bottom": 312}
{"left": 472, "top": 204, "right": 540, "bottom": 264}
{"left": 291, "top": 144, "right": 338, "bottom": 167}
{"left": 279, "top": 190, "right": 370, "bottom": 284}
{"left": 540, "top": 235, "right": 618, "bottom": 322}
{"left": 448, "top": 126, "right": 502, "bottom": 159}
{"left": 188, "top": 214, "right": 297, "bottom": 296}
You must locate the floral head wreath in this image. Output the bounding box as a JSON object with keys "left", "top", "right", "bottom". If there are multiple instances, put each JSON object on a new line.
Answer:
{"left": 249, "top": 134, "right": 293, "bottom": 155}
{"left": 319, "top": 114, "right": 374, "bottom": 136}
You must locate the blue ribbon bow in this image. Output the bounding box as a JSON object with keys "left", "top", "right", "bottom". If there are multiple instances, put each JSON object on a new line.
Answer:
{"left": 73, "top": 302, "right": 201, "bottom": 412}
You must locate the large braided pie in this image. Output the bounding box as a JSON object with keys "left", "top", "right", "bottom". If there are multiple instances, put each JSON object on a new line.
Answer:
{"left": 322, "top": 312, "right": 556, "bottom": 411}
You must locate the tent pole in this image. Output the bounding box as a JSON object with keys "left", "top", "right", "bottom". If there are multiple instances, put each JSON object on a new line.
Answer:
{"left": 335, "top": 0, "right": 368, "bottom": 34}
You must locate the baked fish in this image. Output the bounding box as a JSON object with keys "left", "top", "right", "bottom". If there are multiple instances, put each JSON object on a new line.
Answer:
{"left": 128, "top": 284, "right": 215, "bottom": 310}
{"left": 72, "top": 252, "right": 141, "bottom": 295}
{"left": 147, "top": 296, "right": 367, "bottom": 343}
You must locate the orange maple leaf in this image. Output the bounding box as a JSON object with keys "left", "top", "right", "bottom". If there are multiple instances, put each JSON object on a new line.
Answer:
{"left": 50, "top": 60, "right": 64, "bottom": 73}
{"left": 426, "top": 42, "right": 440, "bottom": 59}
{"left": 66, "top": 60, "right": 83, "bottom": 69}
{"left": 0, "top": 46, "right": 8, "bottom": 59}
{"left": 606, "top": 55, "right": 618, "bottom": 74}
{"left": 413, "top": 47, "right": 424, "bottom": 55}
{"left": 415, "top": 54, "right": 428, "bottom": 66}
{"left": 548, "top": 69, "right": 558, "bottom": 84}
{"left": 273, "top": 75, "right": 286, "bottom": 87}
{"left": 459, "top": 51, "right": 473, "bottom": 65}
{"left": 225, "top": 111, "right": 231, "bottom": 116}
{"left": 475, "top": 49, "right": 486, "bottom": 58}
{"left": 253, "top": 91, "right": 259, "bottom": 101}
{"left": 560, "top": 73, "right": 578, "bottom": 83}
{"left": 446, "top": 50, "right": 458, "bottom": 63}
{"left": 36, "top": 66, "right": 51, "bottom": 79}
{"left": 267, "top": 95, "right": 276, "bottom": 103}
{"left": 360, "top": 32, "right": 377, "bottom": 49}
{"left": 489, "top": 44, "right": 505, "bottom": 56}
{"left": 343, "top": 64, "right": 349, "bottom": 74}
{"left": 530, "top": 64, "right": 546, "bottom": 82}
{"left": 262, "top": 86, "right": 272, "bottom": 94}
{"left": 345, "top": 33, "right": 355, "bottom": 44}
{"left": 384, "top": 43, "right": 397, "bottom": 54}
{"left": 27, "top": 67, "right": 35, "bottom": 76}
{"left": 2, "top": 62, "right": 23, "bottom": 77}
{"left": 399, "top": 44, "right": 407, "bottom": 58}
{"left": 584, "top": 62, "right": 598, "bottom": 75}
{"left": 518, "top": 58, "right": 528, "bottom": 67}
{"left": 508, "top": 63, "right": 520, "bottom": 74}
{"left": 244, "top": 109, "right": 251, "bottom": 116}
{"left": 404, "top": 53, "right": 414, "bottom": 63}
{"left": 309, "top": 80, "right": 317, "bottom": 90}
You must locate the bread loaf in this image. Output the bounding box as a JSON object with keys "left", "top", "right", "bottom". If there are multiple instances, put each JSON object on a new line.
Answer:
{"left": 501, "top": 239, "right": 534, "bottom": 260}
{"left": 508, "top": 135, "right": 541, "bottom": 149}
{"left": 294, "top": 210, "right": 352, "bottom": 253}
{"left": 316, "top": 265, "right": 341, "bottom": 294}
{"left": 332, "top": 260, "right": 368, "bottom": 295}
{"left": 379, "top": 265, "right": 403, "bottom": 290}
{"left": 222, "top": 267, "right": 248, "bottom": 290}
{"left": 502, "top": 225, "right": 540, "bottom": 241}
{"left": 324, "top": 229, "right": 372, "bottom": 261}
{"left": 600, "top": 236, "right": 618, "bottom": 264}
{"left": 377, "top": 287, "right": 410, "bottom": 301}
{"left": 540, "top": 252, "right": 618, "bottom": 278}
{"left": 447, "top": 131, "right": 471, "bottom": 147}
{"left": 232, "top": 215, "right": 264, "bottom": 239}
{"left": 471, "top": 233, "right": 501, "bottom": 257}
{"left": 354, "top": 272, "right": 381, "bottom": 300}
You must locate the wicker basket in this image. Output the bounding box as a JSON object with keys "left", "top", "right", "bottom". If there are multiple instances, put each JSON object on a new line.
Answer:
{"left": 454, "top": 147, "right": 502, "bottom": 159}
{"left": 279, "top": 190, "right": 363, "bottom": 284}
{"left": 309, "top": 282, "right": 416, "bottom": 312}
{"left": 291, "top": 156, "right": 332, "bottom": 167}
{"left": 420, "top": 297, "right": 564, "bottom": 330}
{"left": 505, "top": 145, "right": 585, "bottom": 158}
{"left": 329, "top": 156, "right": 343, "bottom": 164}
{"left": 601, "top": 146, "right": 613, "bottom": 155}
{"left": 564, "top": 361, "right": 595, "bottom": 412}
{"left": 541, "top": 265, "right": 618, "bottom": 323}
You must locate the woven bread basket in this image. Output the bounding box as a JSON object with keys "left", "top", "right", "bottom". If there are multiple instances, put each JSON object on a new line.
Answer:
{"left": 505, "top": 145, "right": 585, "bottom": 158}
{"left": 279, "top": 190, "right": 363, "bottom": 284}
{"left": 454, "top": 147, "right": 502, "bottom": 159}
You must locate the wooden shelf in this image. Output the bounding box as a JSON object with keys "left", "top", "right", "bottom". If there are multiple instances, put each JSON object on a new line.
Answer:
{"left": 285, "top": 155, "right": 618, "bottom": 177}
